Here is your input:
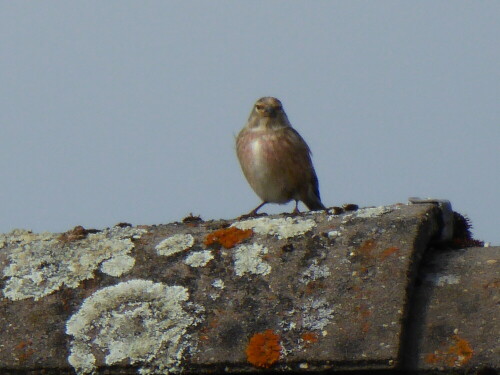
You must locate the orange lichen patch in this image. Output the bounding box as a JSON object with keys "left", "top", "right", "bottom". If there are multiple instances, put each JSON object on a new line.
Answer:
{"left": 14, "top": 340, "right": 32, "bottom": 351}
{"left": 357, "top": 239, "right": 377, "bottom": 264}
{"left": 17, "top": 349, "right": 35, "bottom": 363}
{"left": 358, "top": 306, "right": 372, "bottom": 319}
{"left": 361, "top": 322, "right": 372, "bottom": 333}
{"left": 14, "top": 340, "right": 35, "bottom": 363}
{"left": 204, "top": 227, "right": 253, "bottom": 249}
{"left": 362, "top": 322, "right": 371, "bottom": 333}
{"left": 301, "top": 332, "right": 318, "bottom": 344}
{"left": 425, "top": 335, "right": 474, "bottom": 367}
{"left": 379, "top": 246, "right": 399, "bottom": 260}
{"left": 355, "top": 304, "right": 372, "bottom": 333}
{"left": 359, "top": 239, "right": 376, "bottom": 255}
{"left": 246, "top": 329, "right": 281, "bottom": 368}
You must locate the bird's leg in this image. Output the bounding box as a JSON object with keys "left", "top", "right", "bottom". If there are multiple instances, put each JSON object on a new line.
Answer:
{"left": 249, "top": 201, "right": 267, "bottom": 216}
{"left": 239, "top": 202, "right": 268, "bottom": 220}
{"left": 291, "top": 200, "right": 301, "bottom": 215}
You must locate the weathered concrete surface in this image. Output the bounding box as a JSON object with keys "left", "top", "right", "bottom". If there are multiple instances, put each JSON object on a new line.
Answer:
{"left": 413, "top": 246, "right": 499, "bottom": 371}
{"left": 0, "top": 203, "right": 496, "bottom": 374}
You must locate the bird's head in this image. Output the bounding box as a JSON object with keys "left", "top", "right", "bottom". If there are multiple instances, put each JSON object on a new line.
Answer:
{"left": 253, "top": 97, "right": 284, "bottom": 118}
{"left": 247, "top": 97, "right": 291, "bottom": 130}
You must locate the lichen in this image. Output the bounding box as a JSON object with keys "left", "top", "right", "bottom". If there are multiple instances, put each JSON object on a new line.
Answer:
{"left": 155, "top": 234, "right": 194, "bottom": 256}
{"left": 184, "top": 250, "right": 214, "bottom": 267}
{"left": 354, "top": 206, "right": 394, "bottom": 218}
{"left": 432, "top": 274, "right": 461, "bottom": 286}
{"left": 301, "top": 332, "right": 319, "bottom": 345}
{"left": 100, "top": 254, "right": 136, "bottom": 277}
{"left": 425, "top": 335, "right": 474, "bottom": 367}
{"left": 300, "top": 259, "right": 331, "bottom": 284}
{"left": 232, "top": 217, "right": 315, "bottom": 239}
{"left": 302, "top": 297, "right": 335, "bottom": 331}
{"left": 246, "top": 330, "right": 281, "bottom": 368}
{"left": 233, "top": 243, "right": 271, "bottom": 276}
{"left": 210, "top": 279, "right": 225, "bottom": 299}
{"left": 1, "top": 227, "right": 146, "bottom": 301}
{"left": 379, "top": 246, "right": 400, "bottom": 260}
{"left": 327, "top": 230, "right": 341, "bottom": 239}
{"left": 212, "top": 279, "right": 225, "bottom": 289}
{"left": 66, "top": 279, "right": 203, "bottom": 375}
{"left": 204, "top": 227, "right": 253, "bottom": 248}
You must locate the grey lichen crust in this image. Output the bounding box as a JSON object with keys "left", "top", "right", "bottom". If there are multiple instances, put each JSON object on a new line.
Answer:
{"left": 155, "top": 233, "right": 194, "bottom": 256}
{"left": 233, "top": 243, "right": 271, "bottom": 276}
{"left": 232, "top": 216, "right": 316, "bottom": 239}
{"left": 1, "top": 226, "right": 146, "bottom": 301}
{"left": 66, "top": 279, "right": 204, "bottom": 375}
{"left": 184, "top": 250, "right": 214, "bottom": 267}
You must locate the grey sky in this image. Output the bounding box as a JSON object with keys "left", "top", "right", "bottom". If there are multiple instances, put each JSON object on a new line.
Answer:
{"left": 1, "top": 2, "right": 499, "bottom": 244}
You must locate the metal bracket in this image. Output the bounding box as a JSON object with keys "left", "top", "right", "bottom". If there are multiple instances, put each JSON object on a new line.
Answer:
{"left": 408, "top": 197, "right": 454, "bottom": 243}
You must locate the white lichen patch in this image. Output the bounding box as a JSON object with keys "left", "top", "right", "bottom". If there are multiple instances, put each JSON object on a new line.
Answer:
{"left": 436, "top": 275, "right": 460, "bottom": 286}
{"left": 354, "top": 206, "right": 394, "bottom": 218}
{"left": 155, "top": 234, "right": 194, "bottom": 257}
{"left": 426, "top": 274, "right": 461, "bottom": 286}
{"left": 279, "top": 318, "right": 297, "bottom": 332}
{"left": 302, "top": 297, "right": 335, "bottom": 331}
{"left": 300, "top": 259, "right": 331, "bottom": 284}
{"left": 66, "top": 279, "right": 203, "bottom": 375}
{"left": 100, "top": 254, "right": 136, "bottom": 277}
{"left": 327, "top": 230, "right": 341, "bottom": 239}
{"left": 278, "top": 298, "right": 335, "bottom": 355}
{"left": 209, "top": 279, "right": 225, "bottom": 300}
{"left": 233, "top": 243, "right": 271, "bottom": 276}
{"left": 232, "top": 217, "right": 316, "bottom": 239}
{"left": 1, "top": 227, "right": 146, "bottom": 301}
{"left": 184, "top": 250, "right": 213, "bottom": 267}
{"left": 212, "top": 279, "right": 225, "bottom": 289}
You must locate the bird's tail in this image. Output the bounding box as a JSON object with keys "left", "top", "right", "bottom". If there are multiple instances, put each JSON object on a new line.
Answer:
{"left": 303, "top": 174, "right": 326, "bottom": 211}
{"left": 303, "top": 186, "right": 326, "bottom": 211}
{"left": 304, "top": 196, "right": 326, "bottom": 211}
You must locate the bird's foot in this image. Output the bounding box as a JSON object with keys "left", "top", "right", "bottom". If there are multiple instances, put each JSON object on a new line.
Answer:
{"left": 238, "top": 202, "right": 268, "bottom": 220}
{"left": 289, "top": 206, "right": 302, "bottom": 216}
{"left": 289, "top": 201, "right": 302, "bottom": 216}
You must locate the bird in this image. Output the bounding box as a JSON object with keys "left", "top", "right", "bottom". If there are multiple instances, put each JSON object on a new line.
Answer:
{"left": 236, "top": 97, "right": 326, "bottom": 216}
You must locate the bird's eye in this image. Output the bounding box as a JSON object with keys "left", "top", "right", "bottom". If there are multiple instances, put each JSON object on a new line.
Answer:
{"left": 255, "top": 104, "right": 264, "bottom": 110}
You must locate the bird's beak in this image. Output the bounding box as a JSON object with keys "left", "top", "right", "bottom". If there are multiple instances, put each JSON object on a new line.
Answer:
{"left": 262, "top": 106, "right": 277, "bottom": 117}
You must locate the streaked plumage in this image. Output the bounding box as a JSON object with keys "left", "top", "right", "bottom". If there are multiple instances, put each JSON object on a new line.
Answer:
{"left": 236, "top": 97, "right": 326, "bottom": 215}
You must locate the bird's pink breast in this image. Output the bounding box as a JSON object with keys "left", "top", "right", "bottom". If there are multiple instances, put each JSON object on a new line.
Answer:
{"left": 237, "top": 129, "right": 307, "bottom": 203}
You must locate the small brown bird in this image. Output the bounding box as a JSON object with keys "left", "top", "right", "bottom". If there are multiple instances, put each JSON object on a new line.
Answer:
{"left": 236, "top": 97, "right": 326, "bottom": 216}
